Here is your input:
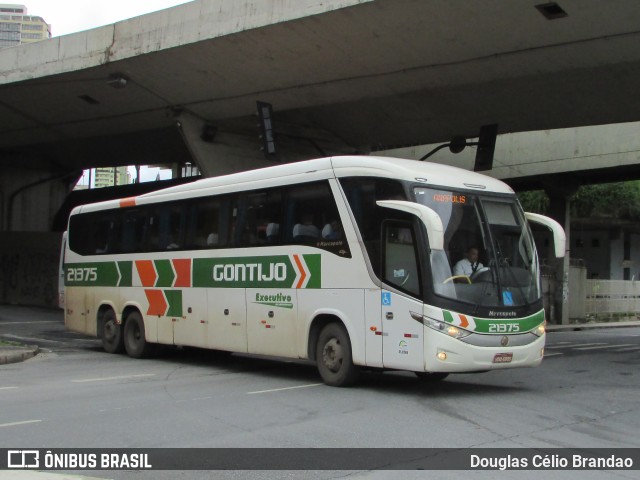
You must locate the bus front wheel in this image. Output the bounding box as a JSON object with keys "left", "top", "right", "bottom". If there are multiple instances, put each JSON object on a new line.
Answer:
{"left": 316, "top": 323, "right": 359, "bottom": 387}
{"left": 101, "top": 309, "right": 124, "bottom": 354}
{"left": 123, "top": 311, "right": 154, "bottom": 359}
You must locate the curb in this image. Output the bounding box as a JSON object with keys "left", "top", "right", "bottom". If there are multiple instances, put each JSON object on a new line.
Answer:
{"left": 0, "top": 345, "right": 40, "bottom": 365}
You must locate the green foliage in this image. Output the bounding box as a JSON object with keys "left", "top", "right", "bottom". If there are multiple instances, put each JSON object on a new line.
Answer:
{"left": 517, "top": 182, "right": 640, "bottom": 219}
{"left": 570, "top": 182, "right": 640, "bottom": 219}
{"left": 517, "top": 190, "right": 549, "bottom": 214}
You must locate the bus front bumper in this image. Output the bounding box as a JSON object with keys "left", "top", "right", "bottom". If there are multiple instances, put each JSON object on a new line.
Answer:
{"left": 423, "top": 331, "right": 545, "bottom": 373}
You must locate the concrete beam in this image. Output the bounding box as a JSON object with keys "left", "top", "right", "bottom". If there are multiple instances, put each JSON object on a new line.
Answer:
{"left": 0, "top": 0, "right": 369, "bottom": 84}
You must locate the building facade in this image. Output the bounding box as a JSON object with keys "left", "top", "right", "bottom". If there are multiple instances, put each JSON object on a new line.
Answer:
{"left": 94, "top": 167, "right": 131, "bottom": 189}
{"left": 0, "top": 4, "right": 50, "bottom": 48}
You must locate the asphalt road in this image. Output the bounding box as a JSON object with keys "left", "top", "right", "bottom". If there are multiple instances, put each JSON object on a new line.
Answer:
{"left": 1, "top": 305, "right": 639, "bottom": 480}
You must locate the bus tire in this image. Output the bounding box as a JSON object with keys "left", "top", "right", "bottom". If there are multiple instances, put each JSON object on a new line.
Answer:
{"left": 415, "top": 372, "right": 449, "bottom": 382}
{"left": 123, "top": 311, "right": 154, "bottom": 359}
{"left": 316, "top": 323, "right": 360, "bottom": 387}
{"left": 101, "top": 309, "right": 124, "bottom": 354}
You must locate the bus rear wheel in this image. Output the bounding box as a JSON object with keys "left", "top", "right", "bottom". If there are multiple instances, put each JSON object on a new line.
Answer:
{"left": 123, "top": 311, "right": 154, "bottom": 358}
{"left": 101, "top": 309, "right": 124, "bottom": 354}
{"left": 316, "top": 323, "right": 359, "bottom": 387}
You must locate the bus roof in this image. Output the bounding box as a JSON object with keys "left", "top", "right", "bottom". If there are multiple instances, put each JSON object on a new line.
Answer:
{"left": 71, "top": 156, "right": 514, "bottom": 215}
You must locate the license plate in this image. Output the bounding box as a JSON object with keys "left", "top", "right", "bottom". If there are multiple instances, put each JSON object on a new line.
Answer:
{"left": 493, "top": 352, "right": 513, "bottom": 364}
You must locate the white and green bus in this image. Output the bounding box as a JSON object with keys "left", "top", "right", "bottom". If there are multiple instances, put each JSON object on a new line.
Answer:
{"left": 61, "top": 156, "right": 565, "bottom": 386}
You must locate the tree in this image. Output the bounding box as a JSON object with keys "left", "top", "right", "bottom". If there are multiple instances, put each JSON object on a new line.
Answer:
{"left": 517, "top": 182, "right": 640, "bottom": 219}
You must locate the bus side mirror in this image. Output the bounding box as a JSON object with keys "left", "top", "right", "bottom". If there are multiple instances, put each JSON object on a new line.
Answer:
{"left": 525, "top": 212, "right": 566, "bottom": 258}
{"left": 376, "top": 200, "right": 444, "bottom": 250}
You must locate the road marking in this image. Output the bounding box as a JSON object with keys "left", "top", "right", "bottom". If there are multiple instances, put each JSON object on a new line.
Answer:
{"left": 247, "top": 383, "right": 323, "bottom": 394}
{"left": 0, "top": 386, "right": 18, "bottom": 390}
{"left": 545, "top": 343, "right": 607, "bottom": 349}
{"left": 72, "top": 374, "right": 156, "bottom": 383}
{"left": 613, "top": 346, "right": 640, "bottom": 352}
{"left": 0, "top": 419, "right": 42, "bottom": 428}
{"left": 574, "top": 344, "right": 635, "bottom": 351}
{"left": 544, "top": 352, "right": 563, "bottom": 357}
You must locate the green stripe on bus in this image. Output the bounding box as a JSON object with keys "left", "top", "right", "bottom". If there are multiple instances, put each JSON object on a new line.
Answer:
{"left": 117, "top": 261, "right": 132, "bottom": 287}
{"left": 155, "top": 260, "right": 175, "bottom": 287}
{"left": 67, "top": 254, "right": 321, "bottom": 289}
{"left": 165, "top": 290, "right": 183, "bottom": 317}
{"left": 64, "top": 262, "right": 119, "bottom": 287}
{"left": 443, "top": 309, "right": 545, "bottom": 334}
{"left": 303, "top": 254, "right": 321, "bottom": 289}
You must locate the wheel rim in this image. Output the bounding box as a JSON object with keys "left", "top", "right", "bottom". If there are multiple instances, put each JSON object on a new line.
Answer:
{"left": 322, "top": 338, "right": 343, "bottom": 373}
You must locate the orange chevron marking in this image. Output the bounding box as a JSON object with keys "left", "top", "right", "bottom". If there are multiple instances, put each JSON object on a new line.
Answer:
{"left": 459, "top": 314, "right": 469, "bottom": 328}
{"left": 173, "top": 259, "right": 191, "bottom": 287}
{"left": 136, "top": 260, "right": 157, "bottom": 287}
{"left": 145, "top": 289, "right": 167, "bottom": 316}
{"left": 293, "top": 254, "right": 306, "bottom": 289}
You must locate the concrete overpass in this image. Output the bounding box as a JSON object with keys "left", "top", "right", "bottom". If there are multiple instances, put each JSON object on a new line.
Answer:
{"left": 3, "top": 0, "right": 640, "bottom": 315}
{"left": 2, "top": 1, "right": 640, "bottom": 206}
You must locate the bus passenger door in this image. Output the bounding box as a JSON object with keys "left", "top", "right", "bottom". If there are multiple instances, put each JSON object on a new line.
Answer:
{"left": 381, "top": 221, "right": 425, "bottom": 371}
{"left": 246, "top": 288, "right": 297, "bottom": 357}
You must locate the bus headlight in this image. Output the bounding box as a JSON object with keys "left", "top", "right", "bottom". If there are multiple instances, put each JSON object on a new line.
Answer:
{"left": 531, "top": 322, "right": 546, "bottom": 337}
{"left": 412, "top": 312, "right": 471, "bottom": 339}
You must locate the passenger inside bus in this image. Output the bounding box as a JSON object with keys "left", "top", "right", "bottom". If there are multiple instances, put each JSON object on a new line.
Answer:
{"left": 321, "top": 220, "right": 343, "bottom": 240}
{"left": 293, "top": 213, "right": 320, "bottom": 241}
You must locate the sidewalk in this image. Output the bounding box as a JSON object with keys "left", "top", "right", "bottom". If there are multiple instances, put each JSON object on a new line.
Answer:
{"left": 0, "top": 343, "right": 39, "bottom": 365}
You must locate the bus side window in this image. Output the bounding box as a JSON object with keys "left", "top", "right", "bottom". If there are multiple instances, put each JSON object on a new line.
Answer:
{"left": 236, "top": 188, "right": 283, "bottom": 247}
{"left": 121, "top": 209, "right": 147, "bottom": 253}
{"left": 382, "top": 221, "right": 421, "bottom": 297}
{"left": 339, "top": 176, "right": 407, "bottom": 276}
{"left": 285, "top": 181, "right": 339, "bottom": 244}
{"left": 185, "top": 197, "right": 226, "bottom": 249}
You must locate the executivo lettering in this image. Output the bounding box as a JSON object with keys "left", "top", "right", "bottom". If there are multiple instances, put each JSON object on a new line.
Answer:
{"left": 254, "top": 292, "right": 294, "bottom": 309}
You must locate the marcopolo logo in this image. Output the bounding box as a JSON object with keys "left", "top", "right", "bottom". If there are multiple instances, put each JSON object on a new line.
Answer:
{"left": 193, "top": 254, "right": 321, "bottom": 289}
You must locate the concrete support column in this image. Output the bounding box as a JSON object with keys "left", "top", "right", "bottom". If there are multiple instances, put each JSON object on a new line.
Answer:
{"left": 175, "top": 111, "right": 346, "bottom": 178}
{"left": 0, "top": 161, "right": 75, "bottom": 232}
{"left": 544, "top": 180, "right": 579, "bottom": 324}
{"left": 176, "top": 112, "right": 275, "bottom": 177}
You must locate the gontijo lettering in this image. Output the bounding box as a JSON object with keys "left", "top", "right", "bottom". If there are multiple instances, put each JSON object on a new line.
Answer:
{"left": 213, "top": 263, "right": 287, "bottom": 282}
{"left": 192, "top": 254, "right": 321, "bottom": 289}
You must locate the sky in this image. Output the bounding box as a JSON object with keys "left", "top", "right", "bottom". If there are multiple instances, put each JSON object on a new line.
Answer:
{"left": 22, "top": 1, "right": 194, "bottom": 37}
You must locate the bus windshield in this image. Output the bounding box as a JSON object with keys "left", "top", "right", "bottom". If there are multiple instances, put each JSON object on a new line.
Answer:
{"left": 414, "top": 187, "right": 539, "bottom": 309}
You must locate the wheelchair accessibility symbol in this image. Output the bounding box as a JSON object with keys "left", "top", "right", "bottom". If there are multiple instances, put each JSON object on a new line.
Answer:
{"left": 382, "top": 292, "right": 392, "bottom": 306}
